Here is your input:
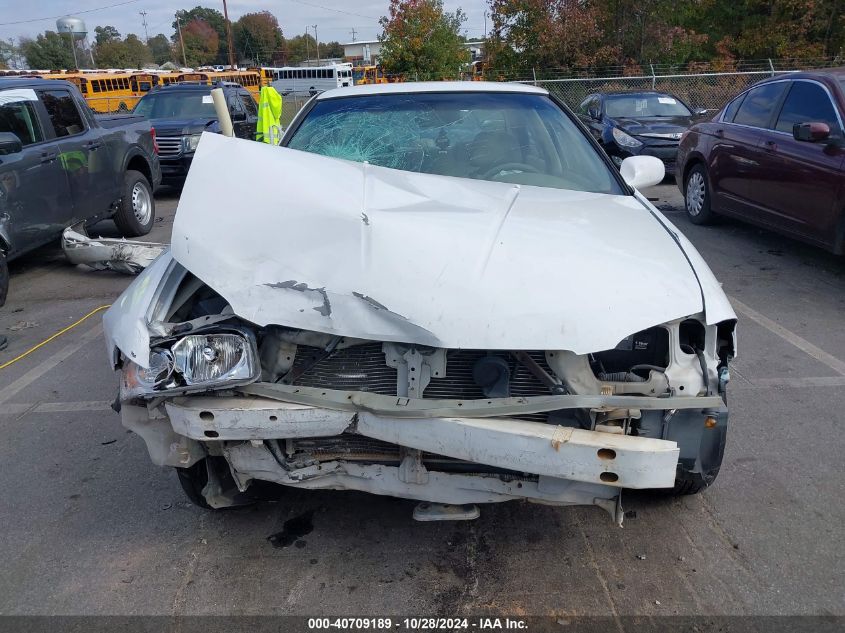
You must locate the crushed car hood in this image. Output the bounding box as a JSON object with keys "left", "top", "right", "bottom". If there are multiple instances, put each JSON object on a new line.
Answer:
{"left": 158, "top": 133, "right": 734, "bottom": 355}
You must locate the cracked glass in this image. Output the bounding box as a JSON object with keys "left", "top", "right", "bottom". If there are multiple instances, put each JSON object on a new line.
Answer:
{"left": 287, "top": 92, "right": 623, "bottom": 194}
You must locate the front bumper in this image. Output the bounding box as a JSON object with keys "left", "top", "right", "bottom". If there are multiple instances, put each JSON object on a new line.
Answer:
{"left": 118, "top": 383, "right": 728, "bottom": 523}
{"left": 608, "top": 141, "right": 679, "bottom": 175}
{"left": 159, "top": 155, "right": 193, "bottom": 182}
{"left": 164, "top": 395, "right": 680, "bottom": 490}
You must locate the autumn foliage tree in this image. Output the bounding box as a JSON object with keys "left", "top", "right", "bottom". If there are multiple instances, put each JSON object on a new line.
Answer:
{"left": 234, "top": 11, "right": 284, "bottom": 65}
{"left": 180, "top": 19, "right": 219, "bottom": 67}
{"left": 379, "top": 0, "right": 470, "bottom": 79}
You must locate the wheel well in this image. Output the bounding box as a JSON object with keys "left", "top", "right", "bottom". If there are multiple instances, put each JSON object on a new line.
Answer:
{"left": 682, "top": 156, "right": 704, "bottom": 189}
{"left": 126, "top": 155, "right": 152, "bottom": 186}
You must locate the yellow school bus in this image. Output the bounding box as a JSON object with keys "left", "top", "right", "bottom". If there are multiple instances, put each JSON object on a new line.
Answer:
{"left": 208, "top": 70, "right": 261, "bottom": 99}
{"left": 353, "top": 65, "right": 388, "bottom": 85}
{"left": 249, "top": 67, "right": 274, "bottom": 88}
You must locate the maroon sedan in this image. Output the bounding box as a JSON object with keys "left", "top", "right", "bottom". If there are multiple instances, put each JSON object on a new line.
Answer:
{"left": 676, "top": 69, "right": 845, "bottom": 253}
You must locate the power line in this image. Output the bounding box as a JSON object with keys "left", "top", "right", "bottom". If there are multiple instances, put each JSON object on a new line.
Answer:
{"left": 0, "top": 0, "right": 142, "bottom": 26}
{"left": 284, "top": 0, "right": 379, "bottom": 21}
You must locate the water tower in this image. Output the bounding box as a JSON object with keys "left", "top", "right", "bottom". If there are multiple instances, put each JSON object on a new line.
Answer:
{"left": 56, "top": 16, "right": 93, "bottom": 69}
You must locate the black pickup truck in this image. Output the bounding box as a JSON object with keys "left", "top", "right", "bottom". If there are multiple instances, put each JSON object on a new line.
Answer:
{"left": 0, "top": 78, "right": 161, "bottom": 298}
{"left": 132, "top": 81, "right": 258, "bottom": 185}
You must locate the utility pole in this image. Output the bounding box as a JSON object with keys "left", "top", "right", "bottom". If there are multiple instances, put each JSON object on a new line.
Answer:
{"left": 350, "top": 27, "right": 357, "bottom": 42}
{"left": 222, "top": 0, "right": 236, "bottom": 69}
{"left": 60, "top": 26, "right": 79, "bottom": 69}
{"left": 139, "top": 10, "right": 149, "bottom": 43}
{"left": 313, "top": 24, "right": 319, "bottom": 63}
{"left": 176, "top": 16, "right": 188, "bottom": 68}
{"left": 305, "top": 28, "right": 310, "bottom": 62}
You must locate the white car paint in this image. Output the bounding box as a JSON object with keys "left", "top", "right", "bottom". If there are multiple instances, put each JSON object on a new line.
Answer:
{"left": 148, "top": 132, "right": 732, "bottom": 358}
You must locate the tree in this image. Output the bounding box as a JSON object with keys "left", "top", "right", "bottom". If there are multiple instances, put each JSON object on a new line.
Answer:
{"left": 234, "top": 11, "right": 284, "bottom": 65}
{"left": 20, "top": 31, "right": 76, "bottom": 69}
{"left": 285, "top": 33, "right": 316, "bottom": 64}
{"left": 0, "top": 39, "right": 22, "bottom": 69}
{"left": 173, "top": 7, "right": 228, "bottom": 64}
{"left": 94, "top": 33, "right": 153, "bottom": 68}
{"left": 181, "top": 18, "right": 220, "bottom": 66}
{"left": 94, "top": 25, "right": 121, "bottom": 46}
{"left": 147, "top": 34, "right": 173, "bottom": 65}
{"left": 319, "top": 41, "right": 344, "bottom": 59}
{"left": 379, "top": 0, "right": 470, "bottom": 79}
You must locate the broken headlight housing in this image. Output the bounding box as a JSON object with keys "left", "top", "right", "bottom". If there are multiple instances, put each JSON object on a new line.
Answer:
{"left": 122, "top": 328, "right": 259, "bottom": 398}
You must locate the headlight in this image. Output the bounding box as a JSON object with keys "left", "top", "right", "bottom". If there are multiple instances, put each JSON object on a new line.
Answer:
{"left": 182, "top": 134, "right": 202, "bottom": 153}
{"left": 172, "top": 333, "right": 256, "bottom": 385}
{"left": 612, "top": 127, "right": 642, "bottom": 149}
{"left": 121, "top": 329, "right": 259, "bottom": 398}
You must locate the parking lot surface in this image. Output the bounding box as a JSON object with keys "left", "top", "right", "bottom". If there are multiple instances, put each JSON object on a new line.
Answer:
{"left": 0, "top": 183, "right": 842, "bottom": 617}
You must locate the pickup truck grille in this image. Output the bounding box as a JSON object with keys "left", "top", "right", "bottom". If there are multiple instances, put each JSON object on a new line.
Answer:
{"left": 156, "top": 136, "right": 182, "bottom": 158}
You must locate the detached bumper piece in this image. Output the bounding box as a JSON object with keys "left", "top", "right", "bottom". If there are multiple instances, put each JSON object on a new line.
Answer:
{"left": 62, "top": 223, "right": 166, "bottom": 275}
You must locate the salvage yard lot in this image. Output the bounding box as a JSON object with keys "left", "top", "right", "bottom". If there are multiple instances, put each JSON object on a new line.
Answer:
{"left": 0, "top": 183, "right": 842, "bottom": 617}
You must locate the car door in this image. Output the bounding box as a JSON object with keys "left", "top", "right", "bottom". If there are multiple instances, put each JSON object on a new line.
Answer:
{"left": 0, "top": 86, "right": 71, "bottom": 256}
{"left": 237, "top": 91, "right": 259, "bottom": 141}
{"left": 708, "top": 81, "right": 788, "bottom": 218}
{"left": 227, "top": 92, "right": 251, "bottom": 140}
{"left": 37, "top": 88, "right": 115, "bottom": 224}
{"left": 750, "top": 80, "right": 845, "bottom": 245}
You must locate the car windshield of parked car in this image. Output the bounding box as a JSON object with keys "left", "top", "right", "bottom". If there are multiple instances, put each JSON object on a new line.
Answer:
{"left": 286, "top": 92, "right": 624, "bottom": 194}
{"left": 605, "top": 94, "right": 692, "bottom": 118}
{"left": 133, "top": 91, "right": 216, "bottom": 119}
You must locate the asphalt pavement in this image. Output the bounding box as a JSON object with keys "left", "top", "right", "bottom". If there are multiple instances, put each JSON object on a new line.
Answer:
{"left": 0, "top": 182, "right": 843, "bottom": 618}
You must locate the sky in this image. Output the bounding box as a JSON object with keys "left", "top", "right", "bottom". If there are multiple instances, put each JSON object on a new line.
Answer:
{"left": 0, "top": 0, "right": 491, "bottom": 46}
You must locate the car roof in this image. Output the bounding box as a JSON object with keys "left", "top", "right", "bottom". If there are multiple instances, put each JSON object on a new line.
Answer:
{"left": 153, "top": 82, "right": 242, "bottom": 91}
{"left": 315, "top": 81, "right": 548, "bottom": 100}
{"left": 0, "top": 76, "right": 69, "bottom": 89}
{"left": 764, "top": 67, "right": 845, "bottom": 80}
{"left": 595, "top": 90, "right": 679, "bottom": 98}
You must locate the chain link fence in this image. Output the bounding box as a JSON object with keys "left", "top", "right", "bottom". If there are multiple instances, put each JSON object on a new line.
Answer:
{"left": 529, "top": 70, "right": 789, "bottom": 111}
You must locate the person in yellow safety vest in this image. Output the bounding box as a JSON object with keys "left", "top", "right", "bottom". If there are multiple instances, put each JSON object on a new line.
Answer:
{"left": 256, "top": 86, "right": 283, "bottom": 145}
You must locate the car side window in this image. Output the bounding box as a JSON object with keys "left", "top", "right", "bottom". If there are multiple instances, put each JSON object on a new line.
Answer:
{"left": 732, "top": 82, "right": 788, "bottom": 128}
{"left": 0, "top": 89, "right": 45, "bottom": 146}
{"left": 577, "top": 98, "right": 590, "bottom": 115}
{"left": 239, "top": 93, "right": 258, "bottom": 117}
{"left": 775, "top": 81, "right": 840, "bottom": 135}
{"left": 722, "top": 93, "right": 746, "bottom": 123}
{"left": 39, "top": 89, "right": 86, "bottom": 137}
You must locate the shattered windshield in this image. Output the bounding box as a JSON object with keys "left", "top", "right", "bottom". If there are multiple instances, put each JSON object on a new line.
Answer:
{"left": 286, "top": 92, "right": 623, "bottom": 194}
{"left": 133, "top": 91, "right": 217, "bottom": 119}
{"left": 605, "top": 94, "right": 692, "bottom": 118}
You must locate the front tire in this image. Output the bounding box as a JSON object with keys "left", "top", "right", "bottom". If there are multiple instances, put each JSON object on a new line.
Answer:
{"left": 684, "top": 164, "right": 716, "bottom": 225}
{"left": 114, "top": 170, "right": 155, "bottom": 237}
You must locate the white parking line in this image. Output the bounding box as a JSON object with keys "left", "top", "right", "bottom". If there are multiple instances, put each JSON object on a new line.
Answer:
{"left": 730, "top": 297, "right": 845, "bottom": 376}
{"left": 0, "top": 323, "right": 104, "bottom": 405}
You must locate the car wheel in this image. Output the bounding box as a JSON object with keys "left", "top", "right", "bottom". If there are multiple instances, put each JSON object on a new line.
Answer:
{"left": 684, "top": 164, "right": 715, "bottom": 225}
{"left": 0, "top": 250, "right": 8, "bottom": 308}
{"left": 176, "top": 459, "right": 213, "bottom": 509}
{"left": 672, "top": 467, "right": 720, "bottom": 495}
{"left": 114, "top": 170, "right": 155, "bottom": 237}
{"left": 176, "top": 456, "right": 255, "bottom": 510}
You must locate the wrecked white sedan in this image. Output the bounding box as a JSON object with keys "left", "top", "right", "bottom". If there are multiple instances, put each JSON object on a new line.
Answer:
{"left": 104, "top": 82, "right": 736, "bottom": 524}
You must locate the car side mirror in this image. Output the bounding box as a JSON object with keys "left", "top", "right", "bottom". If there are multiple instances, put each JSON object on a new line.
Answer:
{"left": 0, "top": 132, "right": 23, "bottom": 155}
{"left": 620, "top": 155, "right": 665, "bottom": 190}
{"left": 694, "top": 107, "right": 708, "bottom": 116}
{"left": 793, "top": 121, "right": 830, "bottom": 142}
{"left": 588, "top": 107, "right": 602, "bottom": 121}
{"left": 231, "top": 111, "right": 247, "bottom": 122}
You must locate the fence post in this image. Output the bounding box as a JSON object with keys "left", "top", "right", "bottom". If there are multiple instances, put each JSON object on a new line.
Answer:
{"left": 532, "top": 67, "right": 537, "bottom": 86}
{"left": 650, "top": 64, "right": 656, "bottom": 89}
{"left": 768, "top": 58, "right": 775, "bottom": 76}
